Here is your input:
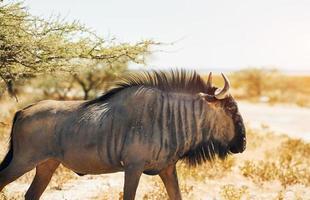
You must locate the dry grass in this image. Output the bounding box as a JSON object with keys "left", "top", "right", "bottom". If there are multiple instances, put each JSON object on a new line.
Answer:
{"left": 141, "top": 179, "right": 194, "bottom": 200}
{"left": 240, "top": 138, "right": 310, "bottom": 187}
{"left": 177, "top": 156, "right": 235, "bottom": 181}
{"left": 0, "top": 191, "right": 7, "bottom": 200}
{"left": 220, "top": 184, "right": 250, "bottom": 200}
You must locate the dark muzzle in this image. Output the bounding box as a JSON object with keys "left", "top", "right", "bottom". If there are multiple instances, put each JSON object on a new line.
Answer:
{"left": 229, "top": 136, "right": 246, "bottom": 153}
{"left": 229, "top": 122, "right": 246, "bottom": 153}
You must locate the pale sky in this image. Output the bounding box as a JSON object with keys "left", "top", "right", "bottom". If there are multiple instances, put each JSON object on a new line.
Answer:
{"left": 25, "top": 0, "right": 310, "bottom": 72}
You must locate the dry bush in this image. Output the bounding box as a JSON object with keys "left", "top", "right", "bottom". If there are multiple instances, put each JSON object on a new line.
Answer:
{"left": 241, "top": 160, "right": 276, "bottom": 183}
{"left": 0, "top": 188, "right": 22, "bottom": 200}
{"left": 220, "top": 184, "right": 250, "bottom": 200}
{"left": 274, "top": 190, "right": 285, "bottom": 200}
{"left": 203, "top": 68, "right": 310, "bottom": 107}
{"left": 273, "top": 189, "right": 304, "bottom": 200}
{"left": 177, "top": 156, "right": 235, "bottom": 181}
{"left": 240, "top": 139, "right": 310, "bottom": 187}
{"left": 231, "top": 68, "right": 280, "bottom": 98}
{"left": 142, "top": 180, "right": 168, "bottom": 200}
{"left": 233, "top": 68, "right": 310, "bottom": 107}
{"left": 142, "top": 178, "right": 194, "bottom": 200}
{"left": 0, "top": 191, "right": 7, "bottom": 200}
{"left": 50, "top": 165, "right": 77, "bottom": 189}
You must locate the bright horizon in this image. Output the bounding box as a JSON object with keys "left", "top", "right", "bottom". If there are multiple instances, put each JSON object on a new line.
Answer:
{"left": 25, "top": 0, "right": 310, "bottom": 73}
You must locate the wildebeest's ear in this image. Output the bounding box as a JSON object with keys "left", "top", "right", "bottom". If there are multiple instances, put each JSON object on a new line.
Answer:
{"left": 198, "top": 92, "right": 216, "bottom": 102}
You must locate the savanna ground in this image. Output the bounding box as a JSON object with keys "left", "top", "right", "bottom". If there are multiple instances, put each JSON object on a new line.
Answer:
{"left": 0, "top": 70, "right": 310, "bottom": 200}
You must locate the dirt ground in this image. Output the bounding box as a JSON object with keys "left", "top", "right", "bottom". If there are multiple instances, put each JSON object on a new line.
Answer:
{"left": 1, "top": 101, "right": 310, "bottom": 200}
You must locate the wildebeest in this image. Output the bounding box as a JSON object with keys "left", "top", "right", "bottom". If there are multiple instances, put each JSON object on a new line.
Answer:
{"left": 0, "top": 70, "right": 246, "bottom": 200}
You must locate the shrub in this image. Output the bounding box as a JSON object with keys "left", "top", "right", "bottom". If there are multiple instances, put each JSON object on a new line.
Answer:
{"left": 202, "top": 68, "right": 310, "bottom": 107}
{"left": 240, "top": 139, "right": 310, "bottom": 187}
{"left": 177, "top": 156, "right": 235, "bottom": 181}
{"left": 0, "top": 191, "right": 7, "bottom": 200}
{"left": 220, "top": 184, "right": 249, "bottom": 200}
{"left": 142, "top": 179, "right": 194, "bottom": 200}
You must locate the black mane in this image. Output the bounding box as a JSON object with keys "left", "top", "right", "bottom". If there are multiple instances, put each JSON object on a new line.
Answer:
{"left": 86, "top": 69, "right": 209, "bottom": 106}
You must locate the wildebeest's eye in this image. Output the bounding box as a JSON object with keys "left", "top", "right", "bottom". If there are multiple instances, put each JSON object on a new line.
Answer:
{"left": 226, "top": 105, "right": 238, "bottom": 114}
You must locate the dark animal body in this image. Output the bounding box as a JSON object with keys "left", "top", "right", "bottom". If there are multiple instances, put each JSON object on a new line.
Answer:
{"left": 0, "top": 70, "right": 246, "bottom": 200}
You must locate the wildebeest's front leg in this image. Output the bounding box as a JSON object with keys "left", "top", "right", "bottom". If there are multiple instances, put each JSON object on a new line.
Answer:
{"left": 123, "top": 163, "right": 144, "bottom": 200}
{"left": 159, "top": 164, "right": 182, "bottom": 200}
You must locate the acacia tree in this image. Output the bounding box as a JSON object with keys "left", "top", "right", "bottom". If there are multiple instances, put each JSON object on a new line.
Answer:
{"left": 0, "top": 1, "right": 153, "bottom": 99}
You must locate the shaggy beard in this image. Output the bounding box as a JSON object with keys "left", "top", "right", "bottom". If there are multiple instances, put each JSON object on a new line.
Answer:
{"left": 181, "top": 139, "right": 230, "bottom": 167}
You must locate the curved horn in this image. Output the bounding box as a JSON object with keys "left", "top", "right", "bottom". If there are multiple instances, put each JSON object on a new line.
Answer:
{"left": 214, "top": 73, "right": 230, "bottom": 99}
{"left": 206, "top": 72, "right": 212, "bottom": 88}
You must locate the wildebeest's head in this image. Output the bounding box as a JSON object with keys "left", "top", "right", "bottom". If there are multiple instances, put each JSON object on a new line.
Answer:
{"left": 199, "top": 73, "right": 246, "bottom": 154}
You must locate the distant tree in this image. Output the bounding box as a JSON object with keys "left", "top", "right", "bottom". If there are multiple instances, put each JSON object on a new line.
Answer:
{"left": 231, "top": 67, "right": 279, "bottom": 98}
{"left": 36, "top": 75, "right": 75, "bottom": 100}
{"left": 72, "top": 64, "right": 126, "bottom": 100}
{"left": 36, "top": 64, "right": 127, "bottom": 100}
{"left": 0, "top": 1, "right": 153, "bottom": 99}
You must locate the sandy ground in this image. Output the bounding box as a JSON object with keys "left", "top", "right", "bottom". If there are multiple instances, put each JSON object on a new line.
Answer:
{"left": 239, "top": 102, "right": 310, "bottom": 141}
{"left": 1, "top": 101, "right": 310, "bottom": 199}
